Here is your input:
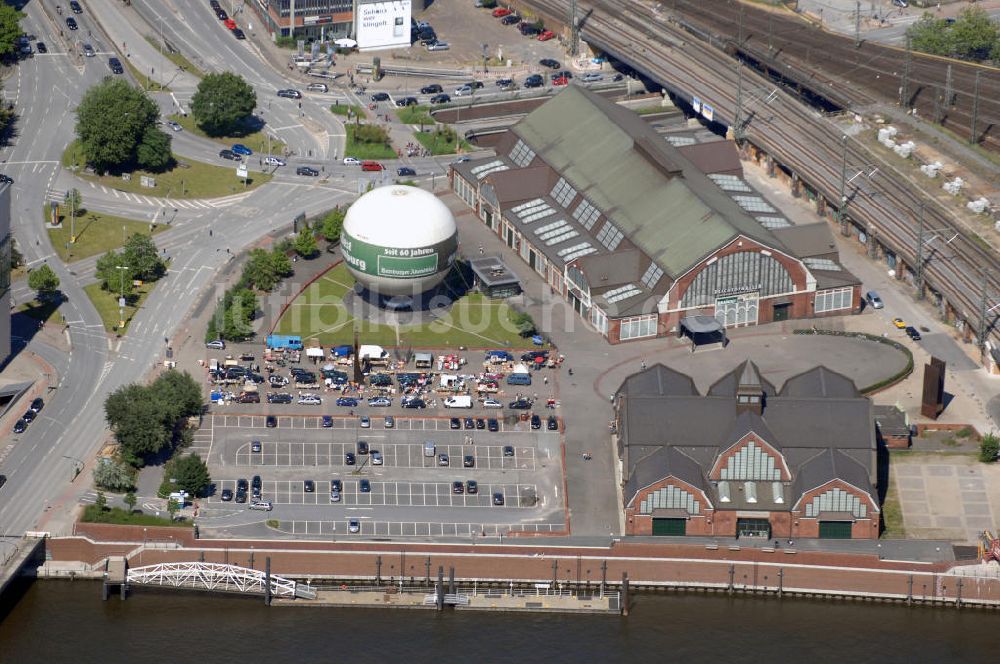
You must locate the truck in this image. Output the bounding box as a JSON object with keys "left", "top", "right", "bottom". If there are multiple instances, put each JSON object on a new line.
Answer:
{"left": 444, "top": 395, "right": 473, "bottom": 409}
{"left": 359, "top": 344, "right": 389, "bottom": 365}
{"left": 266, "top": 334, "right": 304, "bottom": 350}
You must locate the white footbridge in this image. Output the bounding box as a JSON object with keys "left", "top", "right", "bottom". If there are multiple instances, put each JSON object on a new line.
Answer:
{"left": 125, "top": 562, "right": 316, "bottom": 599}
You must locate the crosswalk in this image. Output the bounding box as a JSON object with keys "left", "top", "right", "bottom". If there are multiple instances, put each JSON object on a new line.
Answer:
{"left": 45, "top": 186, "right": 253, "bottom": 211}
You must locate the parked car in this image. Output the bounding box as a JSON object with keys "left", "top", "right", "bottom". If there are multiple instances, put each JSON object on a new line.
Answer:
{"left": 264, "top": 156, "right": 287, "bottom": 166}
{"left": 345, "top": 451, "right": 356, "bottom": 465}
{"left": 538, "top": 30, "right": 555, "bottom": 41}
{"left": 108, "top": 57, "right": 124, "bottom": 74}
{"left": 865, "top": 291, "right": 884, "bottom": 309}
{"left": 503, "top": 445, "right": 514, "bottom": 457}
{"left": 892, "top": 317, "right": 907, "bottom": 329}
{"left": 452, "top": 481, "right": 465, "bottom": 494}
{"left": 476, "top": 418, "right": 485, "bottom": 430}
{"left": 493, "top": 7, "right": 513, "bottom": 17}
{"left": 13, "top": 419, "right": 26, "bottom": 434}
{"left": 524, "top": 74, "right": 544, "bottom": 88}
{"left": 36, "top": 42, "right": 47, "bottom": 53}
{"left": 496, "top": 78, "right": 515, "bottom": 90}
{"left": 206, "top": 339, "right": 226, "bottom": 349}
{"left": 81, "top": 42, "right": 94, "bottom": 57}
{"left": 265, "top": 415, "right": 277, "bottom": 428}
{"left": 232, "top": 28, "right": 246, "bottom": 39}
{"left": 361, "top": 161, "right": 384, "bottom": 172}
{"left": 483, "top": 398, "right": 503, "bottom": 409}
{"left": 306, "top": 82, "right": 329, "bottom": 92}
{"left": 267, "top": 392, "right": 293, "bottom": 404}
{"left": 519, "top": 23, "right": 540, "bottom": 36}
{"left": 371, "top": 451, "right": 383, "bottom": 465}
{"left": 421, "top": 83, "right": 443, "bottom": 94}
{"left": 21, "top": 410, "right": 35, "bottom": 424}
{"left": 359, "top": 479, "right": 371, "bottom": 493}
{"left": 464, "top": 417, "right": 475, "bottom": 429}
{"left": 552, "top": 74, "right": 569, "bottom": 86}
{"left": 466, "top": 480, "right": 478, "bottom": 495}
{"left": 66, "top": 17, "right": 78, "bottom": 30}
{"left": 426, "top": 41, "right": 450, "bottom": 51}
{"left": 231, "top": 144, "right": 253, "bottom": 156}
{"left": 249, "top": 500, "right": 272, "bottom": 511}
{"left": 343, "top": 156, "right": 361, "bottom": 165}
{"left": 236, "top": 392, "right": 259, "bottom": 404}
{"left": 450, "top": 417, "right": 461, "bottom": 429}
{"left": 277, "top": 88, "right": 302, "bottom": 99}
{"left": 539, "top": 58, "right": 561, "bottom": 69}
{"left": 547, "top": 415, "right": 559, "bottom": 431}
{"left": 430, "top": 93, "right": 451, "bottom": 104}
{"left": 438, "top": 453, "right": 450, "bottom": 467}
{"left": 385, "top": 416, "right": 395, "bottom": 429}
{"left": 235, "top": 479, "right": 248, "bottom": 502}
{"left": 336, "top": 396, "right": 358, "bottom": 407}
{"left": 581, "top": 72, "right": 604, "bottom": 82}
{"left": 488, "top": 419, "right": 500, "bottom": 432}
{"left": 251, "top": 475, "right": 262, "bottom": 498}
{"left": 322, "top": 415, "right": 333, "bottom": 428}
{"left": 402, "top": 398, "right": 426, "bottom": 408}
{"left": 330, "top": 487, "right": 341, "bottom": 502}
{"left": 304, "top": 480, "right": 315, "bottom": 493}
{"left": 348, "top": 518, "right": 360, "bottom": 533}
{"left": 397, "top": 167, "right": 416, "bottom": 177}
{"left": 223, "top": 18, "right": 237, "bottom": 29}
{"left": 463, "top": 455, "right": 475, "bottom": 468}
{"left": 530, "top": 414, "right": 542, "bottom": 430}
{"left": 218, "top": 149, "right": 240, "bottom": 161}
{"left": 357, "top": 440, "right": 369, "bottom": 455}
{"left": 70, "top": 0, "right": 83, "bottom": 13}
{"left": 501, "top": 14, "right": 521, "bottom": 25}
{"left": 455, "top": 84, "right": 474, "bottom": 96}
{"left": 905, "top": 326, "right": 922, "bottom": 341}
{"left": 493, "top": 492, "right": 505, "bottom": 506}
{"left": 221, "top": 489, "right": 233, "bottom": 501}
{"left": 360, "top": 415, "right": 370, "bottom": 428}
{"left": 30, "top": 398, "right": 44, "bottom": 413}
{"left": 509, "top": 399, "right": 532, "bottom": 409}
{"left": 252, "top": 440, "right": 262, "bottom": 453}
{"left": 368, "top": 397, "right": 391, "bottom": 407}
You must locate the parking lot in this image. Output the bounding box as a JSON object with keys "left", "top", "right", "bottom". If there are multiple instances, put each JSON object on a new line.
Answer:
{"left": 196, "top": 412, "right": 566, "bottom": 538}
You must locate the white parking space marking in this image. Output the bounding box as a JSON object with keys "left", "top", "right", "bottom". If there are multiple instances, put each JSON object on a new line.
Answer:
{"left": 230, "top": 440, "right": 537, "bottom": 470}
{"left": 210, "top": 413, "right": 534, "bottom": 433}
{"left": 275, "top": 520, "right": 563, "bottom": 537}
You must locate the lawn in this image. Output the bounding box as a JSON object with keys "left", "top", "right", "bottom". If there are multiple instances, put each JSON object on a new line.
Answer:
{"left": 15, "top": 298, "right": 65, "bottom": 325}
{"left": 144, "top": 35, "right": 206, "bottom": 78}
{"left": 273, "top": 263, "right": 534, "bottom": 349}
{"left": 880, "top": 481, "right": 906, "bottom": 539}
{"left": 396, "top": 105, "right": 435, "bottom": 126}
{"left": 84, "top": 279, "right": 157, "bottom": 334}
{"left": 81, "top": 505, "right": 190, "bottom": 527}
{"left": 344, "top": 124, "right": 396, "bottom": 160}
{"left": 46, "top": 206, "right": 167, "bottom": 263}
{"left": 168, "top": 113, "right": 286, "bottom": 155}
{"left": 414, "top": 129, "right": 471, "bottom": 156}
{"left": 330, "top": 102, "right": 366, "bottom": 118}
{"left": 63, "top": 140, "right": 272, "bottom": 199}
{"left": 122, "top": 55, "right": 169, "bottom": 92}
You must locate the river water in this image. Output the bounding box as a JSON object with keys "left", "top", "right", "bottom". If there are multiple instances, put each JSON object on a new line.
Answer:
{"left": 0, "top": 580, "right": 995, "bottom": 663}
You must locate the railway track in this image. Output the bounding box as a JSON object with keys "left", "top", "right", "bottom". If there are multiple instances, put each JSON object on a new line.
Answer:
{"left": 669, "top": 0, "right": 1000, "bottom": 153}
{"left": 520, "top": 0, "right": 999, "bottom": 346}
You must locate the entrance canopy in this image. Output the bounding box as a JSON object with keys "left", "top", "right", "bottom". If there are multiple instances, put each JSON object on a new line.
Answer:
{"left": 680, "top": 315, "right": 727, "bottom": 351}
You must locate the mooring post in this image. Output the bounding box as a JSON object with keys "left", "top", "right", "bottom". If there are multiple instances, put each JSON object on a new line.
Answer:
{"left": 728, "top": 564, "right": 735, "bottom": 595}
{"left": 600, "top": 560, "right": 607, "bottom": 598}
{"left": 376, "top": 555, "right": 382, "bottom": 585}
{"left": 907, "top": 575, "right": 914, "bottom": 605}
{"left": 621, "top": 571, "right": 630, "bottom": 616}
{"left": 436, "top": 566, "right": 444, "bottom": 610}
{"left": 101, "top": 579, "right": 109, "bottom": 601}
{"left": 448, "top": 566, "right": 456, "bottom": 595}
{"left": 425, "top": 557, "right": 431, "bottom": 585}
{"left": 956, "top": 578, "right": 963, "bottom": 609}
{"left": 551, "top": 559, "right": 558, "bottom": 585}
{"left": 265, "top": 557, "right": 272, "bottom": 606}
{"left": 777, "top": 568, "right": 783, "bottom": 598}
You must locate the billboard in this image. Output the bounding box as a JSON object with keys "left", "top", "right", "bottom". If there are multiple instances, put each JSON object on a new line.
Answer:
{"left": 355, "top": 0, "right": 411, "bottom": 51}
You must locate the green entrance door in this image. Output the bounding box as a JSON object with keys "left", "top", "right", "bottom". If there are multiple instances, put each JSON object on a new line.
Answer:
{"left": 819, "top": 521, "right": 853, "bottom": 539}
{"left": 773, "top": 303, "right": 791, "bottom": 322}
{"left": 652, "top": 518, "right": 686, "bottom": 536}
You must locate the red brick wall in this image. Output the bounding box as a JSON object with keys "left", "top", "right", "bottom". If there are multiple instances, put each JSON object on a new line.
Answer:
{"left": 790, "top": 479, "right": 879, "bottom": 540}
{"left": 624, "top": 477, "right": 713, "bottom": 535}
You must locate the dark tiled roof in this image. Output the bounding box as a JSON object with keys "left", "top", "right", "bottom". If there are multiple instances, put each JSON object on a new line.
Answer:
{"left": 624, "top": 446, "right": 706, "bottom": 507}
{"left": 779, "top": 365, "right": 859, "bottom": 399}
{"left": 676, "top": 141, "right": 743, "bottom": 176}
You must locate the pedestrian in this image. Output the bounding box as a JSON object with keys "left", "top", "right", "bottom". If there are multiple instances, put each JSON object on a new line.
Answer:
{"left": 543, "top": 375, "right": 548, "bottom": 385}
{"left": 640, "top": 359, "right": 646, "bottom": 371}
{"left": 226, "top": 248, "right": 230, "bottom": 254}
{"left": 209, "top": 229, "right": 213, "bottom": 237}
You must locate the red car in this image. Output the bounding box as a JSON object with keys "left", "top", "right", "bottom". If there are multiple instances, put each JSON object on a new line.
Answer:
{"left": 538, "top": 30, "right": 555, "bottom": 41}
{"left": 223, "top": 18, "right": 237, "bottom": 30}
{"left": 361, "top": 160, "right": 384, "bottom": 172}
{"left": 492, "top": 7, "right": 512, "bottom": 17}
{"left": 552, "top": 75, "right": 569, "bottom": 86}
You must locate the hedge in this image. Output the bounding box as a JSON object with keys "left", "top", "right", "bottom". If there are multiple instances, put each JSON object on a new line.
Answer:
{"left": 793, "top": 328, "right": 913, "bottom": 394}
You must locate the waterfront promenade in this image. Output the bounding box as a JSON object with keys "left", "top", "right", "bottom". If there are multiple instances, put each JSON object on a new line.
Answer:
{"left": 35, "top": 524, "right": 1000, "bottom": 608}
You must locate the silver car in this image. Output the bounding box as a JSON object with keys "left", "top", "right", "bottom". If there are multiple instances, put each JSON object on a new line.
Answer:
{"left": 82, "top": 43, "right": 95, "bottom": 57}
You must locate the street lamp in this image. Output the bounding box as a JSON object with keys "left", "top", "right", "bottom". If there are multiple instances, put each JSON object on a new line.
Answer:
{"left": 115, "top": 265, "right": 129, "bottom": 329}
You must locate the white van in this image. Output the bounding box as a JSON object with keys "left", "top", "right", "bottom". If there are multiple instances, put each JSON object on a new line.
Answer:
{"left": 444, "top": 395, "right": 473, "bottom": 408}
{"left": 424, "top": 441, "right": 436, "bottom": 457}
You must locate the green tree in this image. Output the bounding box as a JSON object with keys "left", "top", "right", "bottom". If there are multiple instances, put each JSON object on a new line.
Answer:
{"left": 150, "top": 369, "right": 203, "bottom": 420}
{"left": 352, "top": 123, "right": 390, "bottom": 146}
{"left": 104, "top": 383, "right": 149, "bottom": 432}
{"left": 113, "top": 399, "right": 173, "bottom": 465}
{"left": 242, "top": 248, "right": 278, "bottom": 291}
{"left": 980, "top": 432, "right": 999, "bottom": 463}
{"left": 121, "top": 233, "right": 164, "bottom": 280}
{"left": 512, "top": 311, "right": 536, "bottom": 337}
{"left": 950, "top": 6, "right": 999, "bottom": 60}
{"left": 0, "top": 5, "right": 24, "bottom": 58}
{"left": 124, "top": 491, "right": 138, "bottom": 512}
{"left": 166, "top": 453, "right": 212, "bottom": 497}
{"left": 10, "top": 238, "right": 22, "bottom": 269}
{"left": 907, "top": 13, "right": 953, "bottom": 56}
{"left": 190, "top": 72, "right": 257, "bottom": 136}
{"left": 270, "top": 248, "right": 293, "bottom": 279}
{"left": 167, "top": 499, "right": 179, "bottom": 520}
{"left": 95, "top": 250, "right": 135, "bottom": 297}
{"left": 75, "top": 79, "right": 159, "bottom": 172}
{"left": 94, "top": 491, "right": 107, "bottom": 512}
{"left": 293, "top": 226, "right": 318, "bottom": 258}
{"left": 27, "top": 263, "right": 60, "bottom": 299}
{"left": 93, "top": 459, "right": 135, "bottom": 492}
{"left": 136, "top": 124, "right": 173, "bottom": 172}
{"left": 320, "top": 206, "right": 345, "bottom": 242}
{"left": 64, "top": 188, "right": 83, "bottom": 217}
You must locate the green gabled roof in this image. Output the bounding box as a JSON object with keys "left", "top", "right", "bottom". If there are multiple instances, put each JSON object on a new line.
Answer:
{"left": 512, "top": 85, "right": 784, "bottom": 278}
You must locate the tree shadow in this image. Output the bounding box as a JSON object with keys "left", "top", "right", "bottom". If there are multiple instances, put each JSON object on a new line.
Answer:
{"left": 5, "top": 294, "right": 65, "bottom": 368}
{"left": 201, "top": 115, "right": 266, "bottom": 139}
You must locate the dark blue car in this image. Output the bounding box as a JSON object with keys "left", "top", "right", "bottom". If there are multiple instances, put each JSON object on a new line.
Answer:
{"left": 336, "top": 397, "right": 358, "bottom": 407}
{"left": 322, "top": 415, "right": 333, "bottom": 427}
{"left": 231, "top": 144, "right": 253, "bottom": 156}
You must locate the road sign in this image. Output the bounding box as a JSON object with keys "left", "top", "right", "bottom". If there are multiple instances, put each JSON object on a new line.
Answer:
{"left": 236, "top": 163, "right": 248, "bottom": 179}
{"left": 140, "top": 175, "right": 156, "bottom": 188}
{"left": 118, "top": 297, "right": 126, "bottom": 308}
